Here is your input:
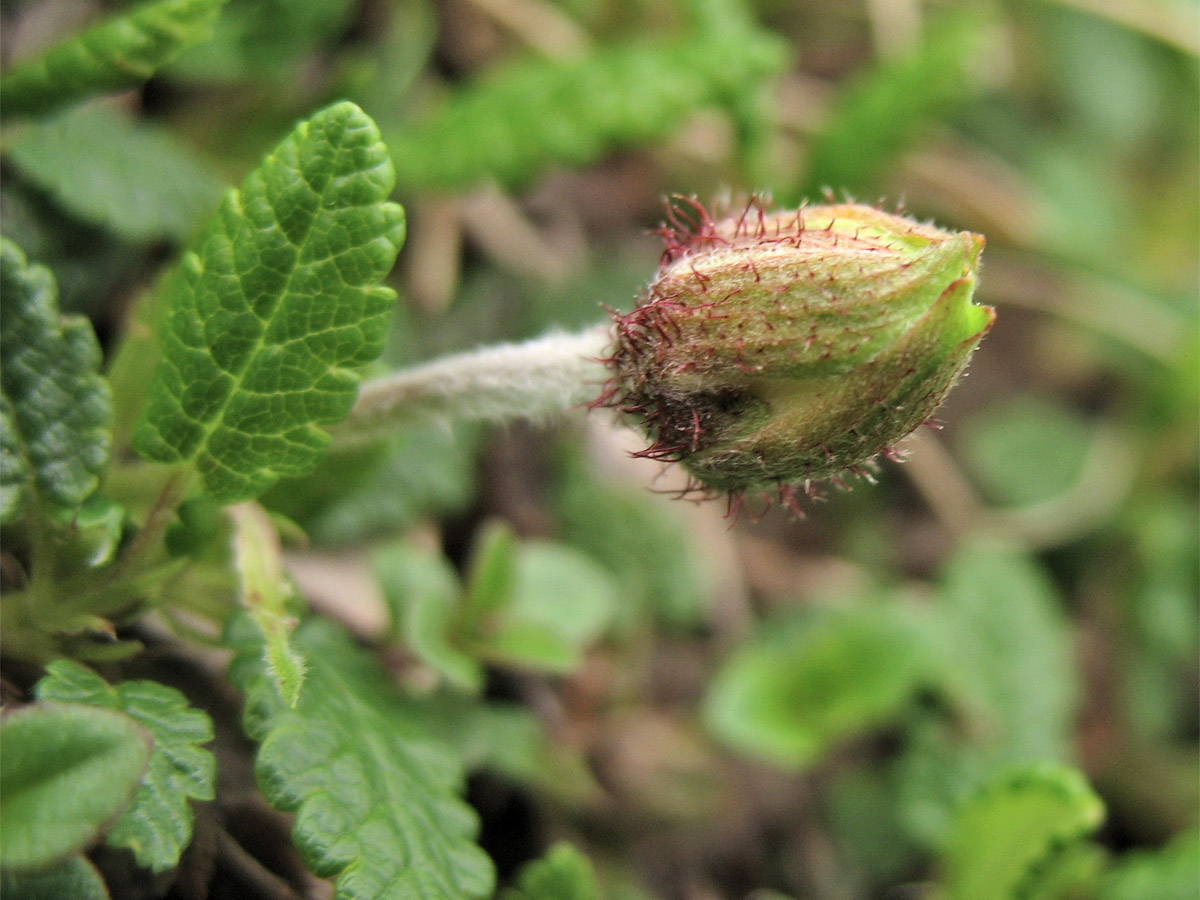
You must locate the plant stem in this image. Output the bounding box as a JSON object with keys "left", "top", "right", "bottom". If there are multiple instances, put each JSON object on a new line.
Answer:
{"left": 331, "top": 326, "right": 613, "bottom": 449}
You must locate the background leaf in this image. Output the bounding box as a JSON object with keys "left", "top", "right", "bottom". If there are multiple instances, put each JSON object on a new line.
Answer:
{"left": 0, "top": 0, "right": 228, "bottom": 119}
{"left": 131, "top": 101, "right": 406, "bottom": 503}
{"left": 0, "top": 238, "right": 111, "bottom": 522}
{"left": 0, "top": 854, "right": 110, "bottom": 900}
{"left": 34, "top": 659, "right": 216, "bottom": 873}
{"left": 227, "top": 614, "right": 495, "bottom": 900}
{"left": 0, "top": 703, "right": 151, "bottom": 871}
{"left": 502, "top": 842, "right": 601, "bottom": 900}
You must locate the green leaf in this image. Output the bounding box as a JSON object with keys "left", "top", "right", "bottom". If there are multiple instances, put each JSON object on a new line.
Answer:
{"left": 131, "top": 101, "right": 406, "bottom": 504}
{"left": 229, "top": 502, "right": 306, "bottom": 706}
{"left": 34, "top": 659, "right": 216, "bottom": 873}
{"left": 227, "top": 614, "right": 495, "bottom": 900}
{"left": 386, "top": 26, "right": 785, "bottom": 190}
{"left": 798, "top": 10, "right": 988, "bottom": 199}
{"left": 0, "top": 855, "right": 110, "bottom": 900}
{"left": 6, "top": 104, "right": 225, "bottom": 244}
{"left": 704, "top": 601, "right": 933, "bottom": 769}
{"left": 375, "top": 541, "right": 483, "bottom": 693}
{"left": 0, "top": 703, "right": 151, "bottom": 871}
{"left": 0, "top": 238, "right": 111, "bottom": 522}
{"left": 1098, "top": 828, "right": 1200, "bottom": 900}
{"left": 463, "top": 521, "right": 519, "bottom": 620}
{"left": 941, "top": 763, "right": 1105, "bottom": 900}
{"left": 0, "top": 0, "right": 228, "bottom": 119}
{"left": 502, "top": 842, "right": 600, "bottom": 900}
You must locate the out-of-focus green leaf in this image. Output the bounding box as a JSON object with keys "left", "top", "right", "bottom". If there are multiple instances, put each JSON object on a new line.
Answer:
{"left": 376, "top": 540, "right": 483, "bottom": 693}
{"left": 502, "top": 842, "right": 600, "bottom": 900}
{"left": 0, "top": 238, "right": 111, "bottom": 522}
{"left": 798, "top": 10, "right": 989, "bottom": 199}
{"left": 0, "top": 0, "right": 228, "bottom": 118}
{"left": 131, "top": 101, "right": 405, "bottom": 503}
{"left": 1098, "top": 828, "right": 1200, "bottom": 900}
{"left": 6, "top": 105, "right": 224, "bottom": 244}
{"left": 227, "top": 614, "right": 495, "bottom": 900}
{"left": 941, "top": 763, "right": 1104, "bottom": 900}
{"left": 704, "top": 601, "right": 934, "bottom": 769}
{"left": 34, "top": 660, "right": 216, "bottom": 873}
{"left": 463, "top": 521, "right": 520, "bottom": 621}
{"left": 958, "top": 396, "right": 1092, "bottom": 507}
{"left": 0, "top": 704, "right": 151, "bottom": 871}
{"left": 0, "top": 855, "right": 110, "bottom": 900}
{"left": 387, "top": 26, "right": 786, "bottom": 190}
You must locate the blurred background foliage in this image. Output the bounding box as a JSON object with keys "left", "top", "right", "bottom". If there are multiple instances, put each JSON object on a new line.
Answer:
{"left": 1, "top": 0, "right": 1197, "bottom": 897}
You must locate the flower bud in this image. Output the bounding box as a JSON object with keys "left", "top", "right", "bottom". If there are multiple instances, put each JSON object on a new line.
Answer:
{"left": 598, "top": 198, "right": 994, "bottom": 506}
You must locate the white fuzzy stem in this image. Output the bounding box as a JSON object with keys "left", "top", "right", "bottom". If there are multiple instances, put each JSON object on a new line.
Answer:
{"left": 331, "top": 326, "right": 613, "bottom": 448}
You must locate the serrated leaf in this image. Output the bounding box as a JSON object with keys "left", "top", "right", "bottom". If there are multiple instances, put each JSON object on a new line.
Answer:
{"left": 386, "top": 26, "right": 785, "bottom": 190}
{"left": 704, "top": 602, "right": 933, "bottom": 769}
{"left": 0, "top": 0, "right": 227, "bottom": 119}
{"left": 942, "top": 763, "right": 1105, "bottom": 900}
{"left": 131, "top": 101, "right": 406, "bottom": 503}
{"left": 0, "top": 854, "right": 110, "bottom": 900}
{"left": 0, "top": 238, "right": 111, "bottom": 522}
{"left": 375, "top": 541, "right": 483, "bottom": 693}
{"left": 34, "top": 659, "right": 216, "bottom": 873}
{"left": 502, "top": 842, "right": 600, "bottom": 900}
{"left": 0, "top": 703, "right": 151, "bottom": 871}
{"left": 6, "top": 104, "right": 225, "bottom": 243}
{"left": 227, "top": 614, "right": 495, "bottom": 900}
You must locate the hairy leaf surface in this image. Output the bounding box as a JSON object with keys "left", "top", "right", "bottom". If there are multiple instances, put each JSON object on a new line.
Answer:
{"left": 0, "top": 239, "right": 111, "bottom": 523}
{"left": 228, "top": 615, "right": 494, "bottom": 900}
{"left": 132, "top": 101, "right": 405, "bottom": 503}
{"left": 0, "top": 704, "right": 150, "bottom": 871}
{"left": 0, "top": 0, "right": 227, "bottom": 118}
{"left": 34, "top": 660, "right": 216, "bottom": 873}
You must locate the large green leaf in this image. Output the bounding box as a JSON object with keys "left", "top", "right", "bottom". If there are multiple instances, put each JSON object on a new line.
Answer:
{"left": 131, "top": 101, "right": 406, "bottom": 503}
{"left": 34, "top": 660, "right": 216, "bottom": 873}
{"left": 0, "top": 239, "right": 111, "bottom": 523}
{"left": 0, "top": 0, "right": 228, "bottom": 119}
{"left": 941, "top": 763, "right": 1104, "bottom": 900}
{"left": 6, "top": 104, "right": 224, "bottom": 244}
{"left": 0, "top": 703, "right": 151, "bottom": 871}
{"left": 227, "top": 614, "right": 495, "bottom": 900}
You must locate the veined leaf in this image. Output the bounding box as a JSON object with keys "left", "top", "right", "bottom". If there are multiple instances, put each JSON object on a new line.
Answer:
{"left": 227, "top": 614, "right": 495, "bottom": 900}
{"left": 0, "top": 239, "right": 111, "bottom": 523}
{"left": 131, "top": 101, "right": 406, "bottom": 504}
{"left": 942, "top": 763, "right": 1104, "bottom": 900}
{"left": 387, "top": 26, "right": 786, "bottom": 190}
{"left": 0, "top": 854, "right": 110, "bottom": 900}
{"left": 0, "top": 703, "right": 151, "bottom": 871}
{"left": 6, "top": 104, "right": 224, "bottom": 243}
{"left": 502, "top": 842, "right": 600, "bottom": 900}
{"left": 34, "top": 659, "right": 216, "bottom": 874}
{"left": 0, "top": 0, "right": 228, "bottom": 119}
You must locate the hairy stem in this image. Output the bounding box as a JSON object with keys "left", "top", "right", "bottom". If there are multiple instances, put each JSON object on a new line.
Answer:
{"left": 331, "top": 326, "right": 613, "bottom": 448}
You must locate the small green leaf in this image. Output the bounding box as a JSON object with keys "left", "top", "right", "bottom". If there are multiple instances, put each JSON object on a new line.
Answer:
{"left": 941, "top": 763, "right": 1105, "bottom": 900}
{"left": 131, "top": 101, "right": 406, "bottom": 503}
{"left": 229, "top": 502, "right": 306, "bottom": 706}
{"left": 0, "top": 703, "right": 151, "bottom": 871}
{"left": 6, "top": 104, "right": 225, "bottom": 244}
{"left": 0, "top": 854, "right": 111, "bottom": 900}
{"left": 375, "top": 541, "right": 483, "bottom": 693}
{"left": 0, "top": 0, "right": 228, "bottom": 119}
{"left": 34, "top": 659, "right": 216, "bottom": 873}
{"left": 463, "top": 521, "right": 519, "bottom": 619}
{"left": 0, "top": 238, "right": 111, "bottom": 522}
{"left": 227, "top": 615, "right": 495, "bottom": 900}
{"left": 1098, "top": 827, "right": 1200, "bottom": 900}
{"left": 502, "top": 842, "right": 600, "bottom": 900}
{"left": 704, "top": 602, "right": 932, "bottom": 769}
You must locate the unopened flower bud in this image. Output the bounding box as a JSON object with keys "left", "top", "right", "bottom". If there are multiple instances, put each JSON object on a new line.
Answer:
{"left": 597, "top": 198, "right": 994, "bottom": 506}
